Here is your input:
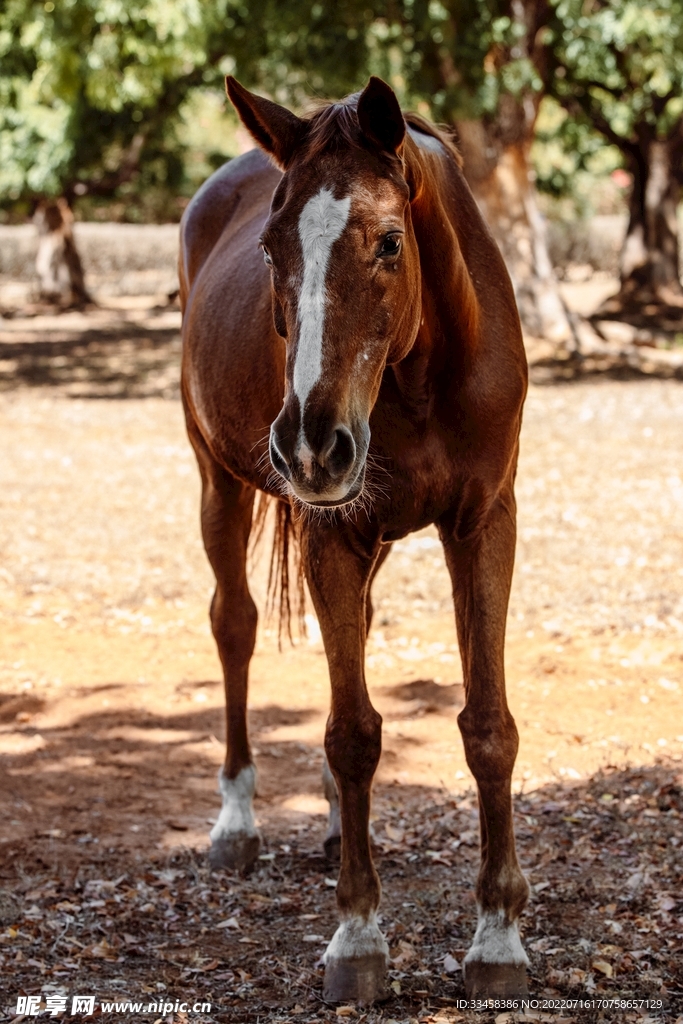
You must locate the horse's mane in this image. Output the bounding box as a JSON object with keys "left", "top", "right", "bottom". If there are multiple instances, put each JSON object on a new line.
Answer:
{"left": 403, "top": 111, "right": 464, "bottom": 169}
{"left": 301, "top": 94, "right": 462, "bottom": 168}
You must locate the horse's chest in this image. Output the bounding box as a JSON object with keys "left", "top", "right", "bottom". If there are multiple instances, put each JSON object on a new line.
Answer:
{"left": 376, "top": 429, "right": 463, "bottom": 536}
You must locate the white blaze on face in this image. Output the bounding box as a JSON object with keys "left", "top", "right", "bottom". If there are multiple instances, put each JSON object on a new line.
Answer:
{"left": 294, "top": 188, "right": 352, "bottom": 426}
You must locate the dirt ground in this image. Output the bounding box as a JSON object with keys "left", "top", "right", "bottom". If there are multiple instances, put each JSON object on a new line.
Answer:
{"left": 0, "top": 296, "right": 682, "bottom": 1023}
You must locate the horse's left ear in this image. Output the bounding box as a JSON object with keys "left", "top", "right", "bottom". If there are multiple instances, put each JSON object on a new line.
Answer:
{"left": 226, "top": 76, "right": 306, "bottom": 169}
{"left": 357, "top": 77, "right": 405, "bottom": 154}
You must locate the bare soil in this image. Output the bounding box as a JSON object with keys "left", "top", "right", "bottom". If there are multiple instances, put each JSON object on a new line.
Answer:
{"left": 0, "top": 298, "right": 682, "bottom": 1023}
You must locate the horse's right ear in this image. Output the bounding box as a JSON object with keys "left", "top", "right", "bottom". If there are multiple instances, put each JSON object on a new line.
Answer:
{"left": 226, "top": 77, "right": 305, "bottom": 169}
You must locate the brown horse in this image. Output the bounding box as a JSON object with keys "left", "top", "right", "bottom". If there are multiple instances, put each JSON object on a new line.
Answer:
{"left": 179, "top": 75, "right": 529, "bottom": 1004}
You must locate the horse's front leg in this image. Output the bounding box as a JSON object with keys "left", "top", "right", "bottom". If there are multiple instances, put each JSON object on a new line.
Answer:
{"left": 440, "top": 486, "right": 530, "bottom": 998}
{"left": 304, "top": 525, "right": 388, "bottom": 1005}
{"left": 321, "top": 541, "right": 392, "bottom": 862}
{"left": 189, "top": 421, "right": 260, "bottom": 874}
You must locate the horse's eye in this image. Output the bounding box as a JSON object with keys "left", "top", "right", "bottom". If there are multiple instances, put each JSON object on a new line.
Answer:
{"left": 260, "top": 243, "right": 273, "bottom": 267}
{"left": 378, "top": 233, "right": 402, "bottom": 259}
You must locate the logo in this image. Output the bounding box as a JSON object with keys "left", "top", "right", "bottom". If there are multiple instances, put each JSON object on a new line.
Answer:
{"left": 15, "top": 995, "right": 95, "bottom": 1016}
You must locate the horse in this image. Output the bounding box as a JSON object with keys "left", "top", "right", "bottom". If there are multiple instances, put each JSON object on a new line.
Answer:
{"left": 178, "top": 74, "right": 529, "bottom": 1005}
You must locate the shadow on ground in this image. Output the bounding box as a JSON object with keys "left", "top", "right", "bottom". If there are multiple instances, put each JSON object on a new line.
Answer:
{"left": 530, "top": 349, "right": 683, "bottom": 385}
{"left": 0, "top": 691, "right": 681, "bottom": 1022}
{"left": 379, "top": 679, "right": 464, "bottom": 715}
{"left": 0, "top": 310, "right": 181, "bottom": 398}
{"left": 3, "top": 300, "right": 683, "bottom": 401}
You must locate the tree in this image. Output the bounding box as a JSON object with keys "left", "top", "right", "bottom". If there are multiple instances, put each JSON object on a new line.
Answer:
{"left": 0, "top": 0, "right": 225, "bottom": 301}
{"left": 33, "top": 198, "right": 89, "bottom": 305}
{"left": 548, "top": 0, "right": 683, "bottom": 316}
{"left": 366, "top": 0, "right": 577, "bottom": 347}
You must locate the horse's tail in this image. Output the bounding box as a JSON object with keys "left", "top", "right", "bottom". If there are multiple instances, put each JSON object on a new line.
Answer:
{"left": 251, "top": 493, "right": 305, "bottom": 646}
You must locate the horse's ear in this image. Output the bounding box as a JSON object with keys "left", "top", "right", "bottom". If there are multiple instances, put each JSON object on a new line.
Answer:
{"left": 357, "top": 77, "right": 405, "bottom": 154}
{"left": 226, "top": 76, "right": 305, "bottom": 168}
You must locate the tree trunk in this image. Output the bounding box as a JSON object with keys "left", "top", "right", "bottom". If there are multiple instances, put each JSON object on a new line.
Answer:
{"left": 34, "top": 198, "right": 90, "bottom": 307}
{"left": 456, "top": 118, "right": 576, "bottom": 348}
{"left": 617, "top": 138, "right": 682, "bottom": 308}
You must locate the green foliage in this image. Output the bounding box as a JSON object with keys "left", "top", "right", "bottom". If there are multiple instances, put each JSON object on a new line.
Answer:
{"left": 2, "top": 0, "right": 679, "bottom": 223}
{"left": 0, "top": 0, "right": 220, "bottom": 217}
{"left": 0, "top": 0, "right": 580, "bottom": 220}
{"left": 532, "top": 96, "right": 625, "bottom": 217}
{"left": 362, "top": 0, "right": 545, "bottom": 123}
{"left": 548, "top": 0, "right": 683, "bottom": 150}
{"left": 0, "top": 0, "right": 385, "bottom": 218}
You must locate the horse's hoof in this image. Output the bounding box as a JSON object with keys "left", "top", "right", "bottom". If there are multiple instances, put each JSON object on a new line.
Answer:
{"left": 463, "top": 960, "right": 528, "bottom": 998}
{"left": 323, "top": 833, "right": 341, "bottom": 862}
{"left": 323, "top": 954, "right": 388, "bottom": 1005}
{"left": 208, "top": 832, "right": 260, "bottom": 874}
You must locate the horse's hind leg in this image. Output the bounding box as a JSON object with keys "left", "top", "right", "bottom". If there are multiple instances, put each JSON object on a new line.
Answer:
{"left": 322, "top": 542, "right": 391, "bottom": 863}
{"left": 322, "top": 759, "right": 341, "bottom": 861}
{"left": 189, "top": 424, "right": 259, "bottom": 873}
{"left": 440, "top": 486, "right": 529, "bottom": 998}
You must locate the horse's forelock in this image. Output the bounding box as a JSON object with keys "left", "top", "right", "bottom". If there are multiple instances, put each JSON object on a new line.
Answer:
{"left": 300, "top": 99, "right": 364, "bottom": 161}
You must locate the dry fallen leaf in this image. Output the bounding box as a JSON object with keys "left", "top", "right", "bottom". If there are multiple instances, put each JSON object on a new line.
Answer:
{"left": 443, "top": 953, "right": 460, "bottom": 973}
{"left": 391, "top": 940, "right": 416, "bottom": 966}
{"left": 592, "top": 959, "right": 613, "bottom": 978}
{"left": 568, "top": 967, "right": 586, "bottom": 986}
{"left": 85, "top": 945, "right": 116, "bottom": 961}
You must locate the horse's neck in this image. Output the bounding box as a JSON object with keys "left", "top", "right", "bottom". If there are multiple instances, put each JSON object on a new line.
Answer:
{"left": 390, "top": 145, "right": 481, "bottom": 410}
{"left": 409, "top": 149, "right": 480, "bottom": 349}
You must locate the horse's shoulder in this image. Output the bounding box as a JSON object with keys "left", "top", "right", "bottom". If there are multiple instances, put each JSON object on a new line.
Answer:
{"left": 180, "top": 149, "right": 280, "bottom": 291}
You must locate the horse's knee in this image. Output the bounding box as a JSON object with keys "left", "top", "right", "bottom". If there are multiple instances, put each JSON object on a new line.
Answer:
{"left": 210, "top": 589, "right": 257, "bottom": 657}
{"left": 325, "top": 707, "right": 382, "bottom": 785}
{"left": 457, "top": 703, "right": 519, "bottom": 780}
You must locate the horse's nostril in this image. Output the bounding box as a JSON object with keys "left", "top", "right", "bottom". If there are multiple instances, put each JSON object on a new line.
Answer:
{"left": 322, "top": 426, "right": 356, "bottom": 479}
{"left": 269, "top": 432, "right": 292, "bottom": 480}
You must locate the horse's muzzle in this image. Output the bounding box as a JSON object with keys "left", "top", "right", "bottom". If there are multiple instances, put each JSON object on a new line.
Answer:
{"left": 269, "top": 419, "right": 368, "bottom": 507}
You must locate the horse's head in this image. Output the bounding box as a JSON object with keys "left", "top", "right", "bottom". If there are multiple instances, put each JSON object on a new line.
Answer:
{"left": 227, "top": 76, "right": 422, "bottom": 508}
